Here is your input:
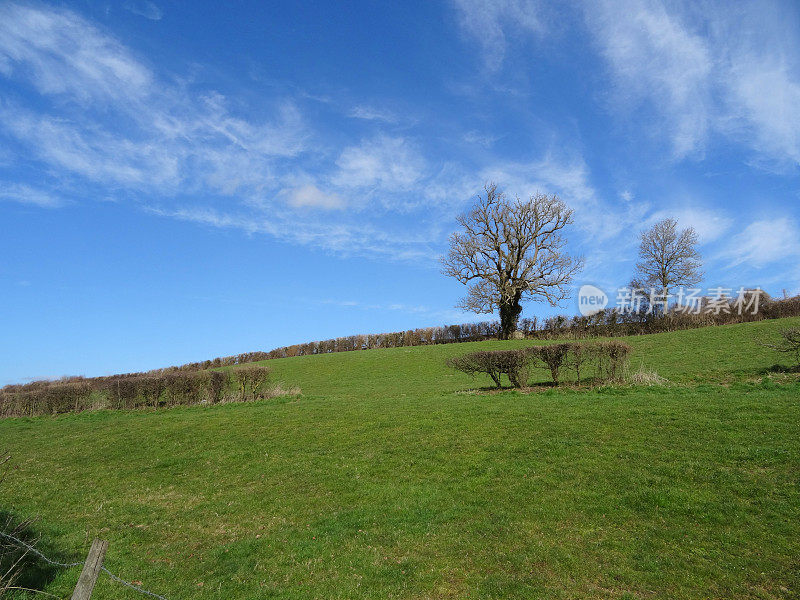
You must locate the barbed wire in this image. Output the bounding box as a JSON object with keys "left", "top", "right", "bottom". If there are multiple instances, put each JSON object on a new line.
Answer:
{"left": 0, "top": 530, "right": 83, "bottom": 569}
{"left": 1, "top": 530, "right": 169, "bottom": 599}
{"left": 101, "top": 567, "right": 168, "bottom": 600}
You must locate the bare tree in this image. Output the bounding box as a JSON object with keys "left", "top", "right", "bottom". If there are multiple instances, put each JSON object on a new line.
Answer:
{"left": 636, "top": 218, "right": 703, "bottom": 311}
{"left": 763, "top": 327, "right": 800, "bottom": 368}
{"left": 441, "top": 183, "right": 584, "bottom": 339}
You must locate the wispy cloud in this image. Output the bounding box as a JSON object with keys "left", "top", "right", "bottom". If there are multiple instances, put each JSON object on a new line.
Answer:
{"left": 718, "top": 217, "right": 800, "bottom": 267}
{"left": 0, "top": 3, "right": 152, "bottom": 104}
{"left": 348, "top": 105, "right": 398, "bottom": 123}
{"left": 646, "top": 206, "right": 733, "bottom": 244}
{"left": 583, "top": 0, "right": 800, "bottom": 167}
{"left": 123, "top": 1, "right": 163, "bottom": 21}
{"left": 318, "top": 297, "right": 479, "bottom": 322}
{"left": 321, "top": 298, "right": 430, "bottom": 313}
{"left": 463, "top": 130, "right": 501, "bottom": 148}
{"left": 284, "top": 184, "right": 344, "bottom": 210}
{"left": 0, "top": 3, "right": 483, "bottom": 263}
{"left": 4, "top": 0, "right": 791, "bottom": 286}
{"left": 0, "top": 182, "right": 63, "bottom": 207}
{"left": 144, "top": 204, "right": 439, "bottom": 261}
{"left": 0, "top": 4, "right": 308, "bottom": 200}
{"left": 725, "top": 44, "right": 800, "bottom": 168}
{"left": 333, "top": 136, "right": 425, "bottom": 192}
{"left": 584, "top": 0, "right": 712, "bottom": 159}
{"left": 451, "top": 0, "right": 544, "bottom": 69}
{"left": 450, "top": 0, "right": 800, "bottom": 167}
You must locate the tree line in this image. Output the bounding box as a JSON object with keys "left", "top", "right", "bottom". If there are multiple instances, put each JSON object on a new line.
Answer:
{"left": 0, "top": 365, "right": 276, "bottom": 418}
{"left": 3, "top": 291, "right": 799, "bottom": 417}
{"left": 174, "top": 291, "right": 797, "bottom": 365}
{"left": 165, "top": 292, "right": 800, "bottom": 367}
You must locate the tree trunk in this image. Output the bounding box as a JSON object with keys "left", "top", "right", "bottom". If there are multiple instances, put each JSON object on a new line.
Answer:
{"left": 498, "top": 296, "right": 523, "bottom": 340}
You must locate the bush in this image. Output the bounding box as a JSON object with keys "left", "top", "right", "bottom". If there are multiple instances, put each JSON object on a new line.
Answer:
{"left": 0, "top": 366, "right": 273, "bottom": 418}
{"left": 447, "top": 350, "right": 529, "bottom": 388}
{"left": 447, "top": 341, "right": 634, "bottom": 388}
{"left": 231, "top": 365, "right": 272, "bottom": 400}
{"left": 567, "top": 342, "right": 591, "bottom": 383}
{"left": 205, "top": 371, "right": 227, "bottom": 404}
{"left": 592, "top": 341, "right": 633, "bottom": 382}
{"left": 529, "top": 344, "right": 571, "bottom": 384}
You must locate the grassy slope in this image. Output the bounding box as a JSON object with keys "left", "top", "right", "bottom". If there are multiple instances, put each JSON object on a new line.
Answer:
{"left": 0, "top": 318, "right": 798, "bottom": 599}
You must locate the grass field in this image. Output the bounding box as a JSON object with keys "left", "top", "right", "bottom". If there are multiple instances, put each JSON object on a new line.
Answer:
{"left": 1, "top": 318, "right": 799, "bottom": 599}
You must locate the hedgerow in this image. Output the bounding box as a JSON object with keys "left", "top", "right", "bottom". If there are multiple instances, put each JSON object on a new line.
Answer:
{"left": 447, "top": 341, "right": 633, "bottom": 388}
{"left": 0, "top": 366, "right": 276, "bottom": 418}
{"left": 61, "top": 293, "right": 796, "bottom": 371}
{"left": 3, "top": 294, "right": 797, "bottom": 413}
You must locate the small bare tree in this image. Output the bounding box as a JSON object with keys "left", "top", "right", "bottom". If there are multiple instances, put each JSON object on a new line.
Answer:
{"left": 441, "top": 184, "right": 584, "bottom": 339}
{"left": 763, "top": 328, "right": 800, "bottom": 368}
{"left": 636, "top": 218, "right": 703, "bottom": 311}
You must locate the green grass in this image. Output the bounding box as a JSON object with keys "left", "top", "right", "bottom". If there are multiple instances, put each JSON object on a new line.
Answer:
{"left": 1, "top": 318, "right": 799, "bottom": 599}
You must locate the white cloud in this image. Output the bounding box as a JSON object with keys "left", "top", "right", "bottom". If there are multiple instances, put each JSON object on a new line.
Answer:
{"left": 584, "top": 0, "right": 712, "bottom": 158}
{"left": 0, "top": 2, "right": 310, "bottom": 207}
{"left": 463, "top": 130, "right": 501, "bottom": 148}
{"left": 320, "top": 298, "right": 430, "bottom": 313}
{"left": 719, "top": 217, "right": 800, "bottom": 267}
{"left": 646, "top": 206, "right": 733, "bottom": 244}
{"left": 348, "top": 105, "right": 398, "bottom": 123}
{"left": 0, "top": 2, "right": 453, "bottom": 263}
{"left": 0, "top": 3, "right": 152, "bottom": 104}
{"left": 334, "top": 136, "right": 425, "bottom": 191}
{"left": 0, "top": 183, "right": 63, "bottom": 207}
{"left": 449, "top": 0, "right": 800, "bottom": 166}
{"left": 145, "top": 206, "right": 262, "bottom": 235}
{"left": 583, "top": 0, "right": 800, "bottom": 166}
{"left": 124, "top": 1, "right": 163, "bottom": 21}
{"left": 0, "top": 105, "right": 180, "bottom": 190}
{"left": 726, "top": 54, "right": 800, "bottom": 167}
{"left": 314, "top": 299, "right": 481, "bottom": 323}
{"left": 452, "top": 0, "right": 544, "bottom": 69}
{"left": 285, "top": 184, "right": 344, "bottom": 210}
{"left": 145, "top": 204, "right": 439, "bottom": 261}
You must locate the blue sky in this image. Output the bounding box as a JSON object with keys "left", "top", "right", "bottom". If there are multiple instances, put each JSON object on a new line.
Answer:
{"left": 1, "top": 0, "right": 799, "bottom": 384}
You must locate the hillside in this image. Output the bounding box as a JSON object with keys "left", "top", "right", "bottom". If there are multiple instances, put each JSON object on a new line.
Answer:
{"left": 1, "top": 318, "right": 799, "bottom": 599}
{"left": 262, "top": 315, "right": 800, "bottom": 396}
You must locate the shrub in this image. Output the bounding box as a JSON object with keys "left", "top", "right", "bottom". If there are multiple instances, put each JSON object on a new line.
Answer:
{"left": 529, "top": 344, "right": 571, "bottom": 385}
{"left": 164, "top": 372, "right": 198, "bottom": 407}
{"left": 587, "top": 341, "right": 632, "bottom": 382}
{"left": 499, "top": 351, "right": 531, "bottom": 388}
{"left": 567, "top": 342, "right": 591, "bottom": 383}
{"left": 106, "top": 377, "right": 139, "bottom": 410}
{"left": 447, "top": 340, "right": 634, "bottom": 388}
{"left": 0, "top": 365, "right": 274, "bottom": 418}
{"left": 139, "top": 375, "right": 166, "bottom": 408}
{"left": 446, "top": 350, "right": 529, "bottom": 388}
{"left": 205, "top": 371, "right": 228, "bottom": 404}
{"left": 41, "top": 381, "right": 91, "bottom": 414}
{"left": 231, "top": 366, "right": 272, "bottom": 400}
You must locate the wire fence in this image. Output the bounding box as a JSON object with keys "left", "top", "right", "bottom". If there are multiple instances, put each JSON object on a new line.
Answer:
{"left": 0, "top": 530, "right": 169, "bottom": 599}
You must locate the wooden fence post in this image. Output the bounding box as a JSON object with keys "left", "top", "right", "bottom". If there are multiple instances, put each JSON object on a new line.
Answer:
{"left": 71, "top": 539, "right": 108, "bottom": 600}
